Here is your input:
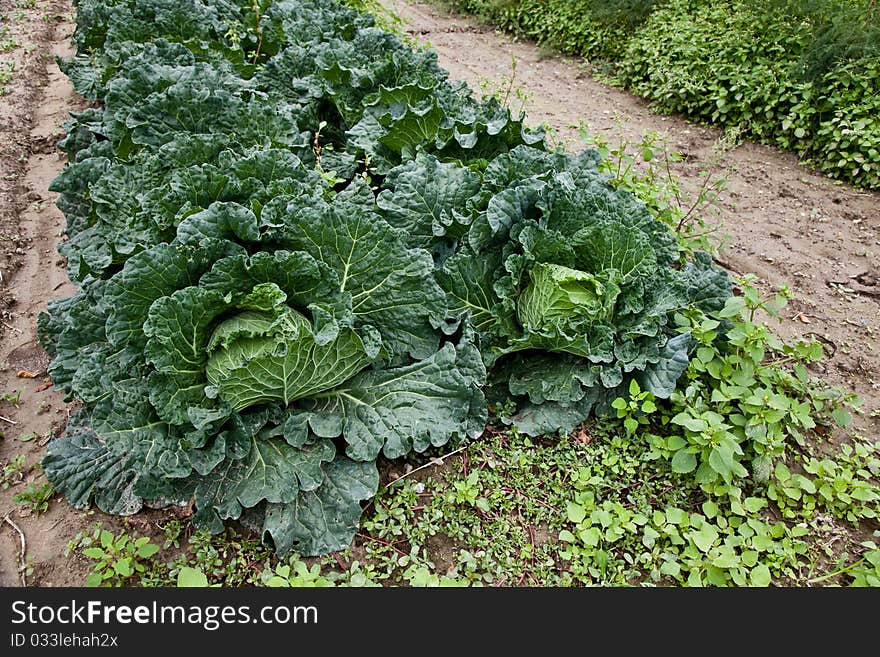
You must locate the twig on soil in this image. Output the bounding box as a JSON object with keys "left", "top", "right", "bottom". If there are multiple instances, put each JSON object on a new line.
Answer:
{"left": 356, "top": 533, "right": 410, "bottom": 559}
{"left": 382, "top": 444, "right": 469, "bottom": 490}
{"left": 330, "top": 552, "right": 347, "bottom": 570}
{"left": 499, "top": 485, "right": 559, "bottom": 513}
{"left": 1, "top": 321, "right": 22, "bottom": 334}
{"left": 712, "top": 257, "right": 741, "bottom": 276}
{"left": 3, "top": 514, "right": 27, "bottom": 586}
{"left": 0, "top": 415, "right": 18, "bottom": 425}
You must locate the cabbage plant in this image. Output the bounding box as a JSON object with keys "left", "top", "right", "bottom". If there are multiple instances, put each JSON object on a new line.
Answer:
{"left": 436, "top": 147, "right": 731, "bottom": 434}
{"left": 40, "top": 0, "right": 731, "bottom": 556}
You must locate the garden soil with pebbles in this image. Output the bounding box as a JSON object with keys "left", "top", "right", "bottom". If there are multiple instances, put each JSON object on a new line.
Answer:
{"left": 0, "top": 2, "right": 167, "bottom": 587}
{"left": 383, "top": 0, "right": 880, "bottom": 438}
{"left": 0, "top": 0, "right": 878, "bottom": 587}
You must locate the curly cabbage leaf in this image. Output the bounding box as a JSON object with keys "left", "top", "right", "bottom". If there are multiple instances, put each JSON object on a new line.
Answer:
{"left": 41, "top": 0, "right": 731, "bottom": 556}
{"left": 439, "top": 146, "right": 732, "bottom": 434}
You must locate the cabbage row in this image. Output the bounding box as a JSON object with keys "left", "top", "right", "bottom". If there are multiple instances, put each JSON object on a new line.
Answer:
{"left": 40, "top": 0, "right": 730, "bottom": 555}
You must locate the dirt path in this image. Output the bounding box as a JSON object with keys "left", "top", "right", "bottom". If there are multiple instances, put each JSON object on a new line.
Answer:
{"left": 0, "top": 1, "right": 97, "bottom": 587}
{"left": 385, "top": 0, "right": 880, "bottom": 437}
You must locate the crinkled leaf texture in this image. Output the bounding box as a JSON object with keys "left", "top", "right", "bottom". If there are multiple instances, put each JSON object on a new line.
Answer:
{"left": 43, "top": 413, "right": 143, "bottom": 516}
{"left": 41, "top": 0, "right": 730, "bottom": 555}
{"left": 263, "top": 457, "right": 379, "bottom": 557}
{"left": 293, "top": 341, "right": 486, "bottom": 461}
{"left": 440, "top": 146, "right": 732, "bottom": 434}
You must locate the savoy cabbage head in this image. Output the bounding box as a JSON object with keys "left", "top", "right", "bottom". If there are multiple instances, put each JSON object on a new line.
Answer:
{"left": 436, "top": 147, "right": 731, "bottom": 435}
{"left": 41, "top": 181, "right": 486, "bottom": 556}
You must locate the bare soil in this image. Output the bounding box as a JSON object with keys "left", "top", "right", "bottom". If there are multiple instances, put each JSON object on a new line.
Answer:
{"left": 384, "top": 0, "right": 880, "bottom": 439}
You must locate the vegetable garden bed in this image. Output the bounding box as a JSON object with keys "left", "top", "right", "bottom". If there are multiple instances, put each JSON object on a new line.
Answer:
{"left": 41, "top": 0, "right": 730, "bottom": 557}
{"left": 7, "top": 0, "right": 872, "bottom": 589}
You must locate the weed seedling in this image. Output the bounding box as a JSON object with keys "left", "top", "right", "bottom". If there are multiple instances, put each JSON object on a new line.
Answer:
{"left": 13, "top": 481, "right": 53, "bottom": 514}
{"left": 67, "top": 525, "right": 161, "bottom": 587}
{"left": 0, "top": 389, "right": 21, "bottom": 405}
{"left": 1, "top": 454, "right": 26, "bottom": 488}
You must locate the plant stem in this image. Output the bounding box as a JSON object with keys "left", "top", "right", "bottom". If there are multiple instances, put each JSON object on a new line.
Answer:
{"left": 251, "top": 0, "right": 263, "bottom": 65}
{"left": 807, "top": 557, "right": 865, "bottom": 584}
{"left": 501, "top": 55, "right": 517, "bottom": 109}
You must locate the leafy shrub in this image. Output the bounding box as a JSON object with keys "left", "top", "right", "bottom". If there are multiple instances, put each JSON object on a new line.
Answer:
{"left": 760, "top": 0, "right": 880, "bottom": 81}
{"left": 447, "top": 0, "right": 664, "bottom": 60}
{"left": 620, "top": 0, "right": 880, "bottom": 188}
{"left": 443, "top": 0, "right": 880, "bottom": 189}
{"left": 645, "top": 277, "right": 858, "bottom": 500}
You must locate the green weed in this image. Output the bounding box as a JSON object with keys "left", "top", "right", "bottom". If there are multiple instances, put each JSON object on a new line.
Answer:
{"left": 67, "top": 525, "right": 161, "bottom": 587}
{"left": 1, "top": 455, "right": 26, "bottom": 489}
{"left": 13, "top": 482, "right": 54, "bottom": 514}
{"left": 0, "top": 389, "right": 21, "bottom": 405}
